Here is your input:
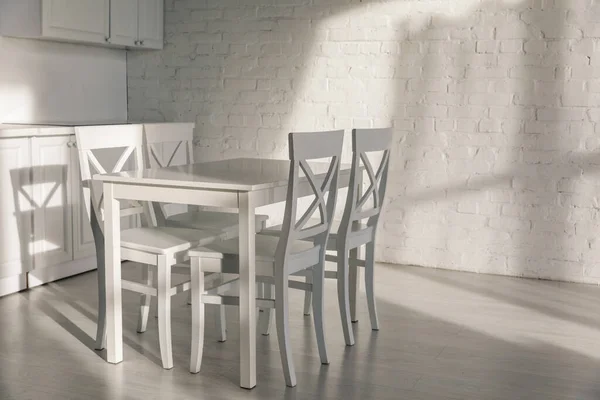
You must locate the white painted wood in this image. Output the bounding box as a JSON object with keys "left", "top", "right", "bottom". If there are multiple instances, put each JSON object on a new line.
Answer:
{"left": 0, "top": 138, "right": 33, "bottom": 286}
{"left": 0, "top": 0, "right": 162, "bottom": 50}
{"left": 334, "top": 128, "right": 392, "bottom": 340}
{"left": 190, "top": 256, "right": 204, "bottom": 374}
{"left": 30, "top": 135, "right": 73, "bottom": 270}
{"left": 238, "top": 192, "right": 257, "bottom": 389}
{"left": 259, "top": 128, "right": 392, "bottom": 346}
{"left": 188, "top": 131, "right": 343, "bottom": 387}
{"left": 26, "top": 256, "right": 97, "bottom": 288}
{"left": 143, "top": 123, "right": 268, "bottom": 235}
{"left": 42, "top": 0, "right": 110, "bottom": 44}
{"left": 96, "top": 154, "right": 353, "bottom": 387}
{"left": 136, "top": 264, "right": 152, "bottom": 333}
{"left": 157, "top": 254, "right": 173, "bottom": 369}
{"left": 109, "top": 0, "right": 138, "bottom": 47}
{"left": 0, "top": 274, "right": 28, "bottom": 297}
{"left": 76, "top": 124, "right": 224, "bottom": 367}
{"left": 94, "top": 157, "right": 348, "bottom": 192}
{"left": 137, "top": 0, "right": 164, "bottom": 49}
{"left": 103, "top": 181, "right": 122, "bottom": 363}
{"left": 71, "top": 138, "right": 97, "bottom": 260}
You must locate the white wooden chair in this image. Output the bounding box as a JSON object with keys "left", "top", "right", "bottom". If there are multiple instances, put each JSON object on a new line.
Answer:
{"left": 262, "top": 128, "right": 393, "bottom": 346}
{"left": 187, "top": 130, "right": 345, "bottom": 387}
{"left": 75, "top": 125, "right": 224, "bottom": 369}
{"left": 142, "top": 123, "right": 268, "bottom": 237}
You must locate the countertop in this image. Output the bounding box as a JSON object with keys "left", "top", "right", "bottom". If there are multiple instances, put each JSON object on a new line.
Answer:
{"left": 0, "top": 122, "right": 133, "bottom": 138}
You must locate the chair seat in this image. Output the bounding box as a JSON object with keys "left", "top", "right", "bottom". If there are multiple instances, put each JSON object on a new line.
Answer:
{"left": 261, "top": 219, "right": 374, "bottom": 250}
{"left": 121, "top": 226, "right": 221, "bottom": 255}
{"left": 262, "top": 219, "right": 341, "bottom": 238}
{"left": 166, "top": 211, "right": 269, "bottom": 236}
{"left": 188, "top": 235, "right": 316, "bottom": 265}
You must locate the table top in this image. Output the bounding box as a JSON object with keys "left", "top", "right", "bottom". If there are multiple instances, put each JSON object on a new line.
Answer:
{"left": 94, "top": 157, "right": 344, "bottom": 192}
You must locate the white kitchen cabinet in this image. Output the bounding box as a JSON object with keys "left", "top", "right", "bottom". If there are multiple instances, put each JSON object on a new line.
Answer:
{"left": 110, "top": 0, "right": 163, "bottom": 49}
{"left": 0, "top": 0, "right": 162, "bottom": 49}
{"left": 30, "top": 135, "right": 74, "bottom": 270}
{"left": 0, "top": 138, "right": 33, "bottom": 296}
{"left": 109, "top": 0, "right": 139, "bottom": 47}
{"left": 42, "top": 0, "right": 110, "bottom": 44}
{"left": 137, "top": 0, "right": 164, "bottom": 49}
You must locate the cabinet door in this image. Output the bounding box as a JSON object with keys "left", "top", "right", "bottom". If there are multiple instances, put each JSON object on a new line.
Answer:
{"left": 109, "top": 0, "right": 138, "bottom": 47}
{"left": 138, "top": 0, "right": 163, "bottom": 49}
{"left": 0, "top": 138, "right": 33, "bottom": 280}
{"left": 30, "top": 136, "right": 74, "bottom": 270}
{"left": 42, "top": 0, "right": 110, "bottom": 44}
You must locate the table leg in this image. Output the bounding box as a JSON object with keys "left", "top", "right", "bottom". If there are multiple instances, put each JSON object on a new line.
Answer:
{"left": 104, "top": 183, "right": 123, "bottom": 364}
{"left": 238, "top": 192, "right": 256, "bottom": 389}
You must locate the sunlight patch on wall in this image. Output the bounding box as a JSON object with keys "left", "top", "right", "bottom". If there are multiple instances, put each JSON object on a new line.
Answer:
{"left": 0, "top": 84, "right": 33, "bottom": 123}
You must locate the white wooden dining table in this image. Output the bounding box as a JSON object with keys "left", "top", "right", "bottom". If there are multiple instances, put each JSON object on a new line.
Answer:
{"left": 93, "top": 157, "right": 354, "bottom": 389}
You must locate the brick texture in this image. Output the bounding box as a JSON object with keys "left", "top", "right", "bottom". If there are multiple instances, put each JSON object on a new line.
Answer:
{"left": 128, "top": 0, "right": 600, "bottom": 284}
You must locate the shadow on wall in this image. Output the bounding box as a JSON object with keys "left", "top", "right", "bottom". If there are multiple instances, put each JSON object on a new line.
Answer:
{"left": 129, "top": 0, "right": 600, "bottom": 283}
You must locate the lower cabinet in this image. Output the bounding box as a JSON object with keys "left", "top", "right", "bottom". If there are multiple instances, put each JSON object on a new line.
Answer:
{"left": 0, "top": 138, "right": 34, "bottom": 296}
{"left": 0, "top": 134, "right": 97, "bottom": 295}
{"left": 0, "top": 128, "right": 147, "bottom": 296}
{"left": 27, "top": 135, "right": 98, "bottom": 288}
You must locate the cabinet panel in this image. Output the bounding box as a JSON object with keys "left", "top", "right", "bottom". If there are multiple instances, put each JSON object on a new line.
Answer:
{"left": 0, "top": 138, "right": 33, "bottom": 280}
{"left": 138, "top": 0, "right": 163, "bottom": 49}
{"left": 109, "top": 0, "right": 138, "bottom": 47}
{"left": 30, "top": 136, "right": 74, "bottom": 269}
{"left": 42, "top": 0, "right": 109, "bottom": 44}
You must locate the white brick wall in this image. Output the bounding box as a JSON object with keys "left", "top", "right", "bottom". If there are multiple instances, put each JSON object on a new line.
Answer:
{"left": 128, "top": 0, "right": 600, "bottom": 284}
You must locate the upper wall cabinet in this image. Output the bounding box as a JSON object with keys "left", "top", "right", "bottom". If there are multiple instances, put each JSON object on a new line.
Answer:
{"left": 0, "top": 0, "right": 163, "bottom": 50}
{"left": 110, "top": 0, "right": 163, "bottom": 49}
{"left": 42, "top": 0, "right": 110, "bottom": 44}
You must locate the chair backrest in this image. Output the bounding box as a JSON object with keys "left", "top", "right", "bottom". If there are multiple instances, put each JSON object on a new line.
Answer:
{"left": 143, "top": 122, "right": 195, "bottom": 168}
{"left": 143, "top": 123, "right": 195, "bottom": 225}
{"left": 276, "top": 130, "right": 344, "bottom": 273}
{"left": 75, "top": 125, "right": 146, "bottom": 234}
{"left": 338, "top": 128, "right": 393, "bottom": 246}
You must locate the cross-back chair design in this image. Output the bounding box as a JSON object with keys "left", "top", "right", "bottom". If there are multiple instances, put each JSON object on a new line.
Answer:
{"left": 75, "top": 125, "right": 224, "bottom": 370}
{"left": 322, "top": 127, "right": 392, "bottom": 346}
{"left": 143, "top": 123, "right": 268, "bottom": 237}
{"left": 187, "top": 130, "right": 345, "bottom": 387}
{"left": 261, "top": 127, "right": 393, "bottom": 346}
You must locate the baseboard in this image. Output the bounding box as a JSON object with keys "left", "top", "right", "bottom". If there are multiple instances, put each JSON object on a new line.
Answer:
{"left": 28, "top": 257, "right": 97, "bottom": 288}
{"left": 0, "top": 274, "right": 28, "bottom": 297}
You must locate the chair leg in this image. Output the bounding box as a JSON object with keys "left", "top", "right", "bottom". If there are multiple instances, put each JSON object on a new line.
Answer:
{"left": 275, "top": 270, "right": 297, "bottom": 387}
{"left": 303, "top": 273, "right": 312, "bottom": 316}
{"left": 337, "top": 248, "right": 355, "bottom": 346}
{"left": 349, "top": 247, "right": 359, "bottom": 323}
{"left": 91, "top": 211, "right": 106, "bottom": 351}
{"left": 311, "top": 264, "right": 329, "bottom": 365}
{"left": 157, "top": 255, "right": 173, "bottom": 369}
{"left": 365, "top": 242, "right": 379, "bottom": 331}
{"left": 258, "top": 283, "right": 273, "bottom": 336}
{"left": 137, "top": 265, "right": 153, "bottom": 333}
{"left": 95, "top": 249, "right": 107, "bottom": 350}
{"left": 190, "top": 257, "right": 205, "bottom": 373}
{"left": 215, "top": 305, "right": 227, "bottom": 342}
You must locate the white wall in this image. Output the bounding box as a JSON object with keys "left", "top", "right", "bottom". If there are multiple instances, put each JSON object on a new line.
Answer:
{"left": 0, "top": 37, "right": 127, "bottom": 124}
{"left": 128, "top": 0, "right": 600, "bottom": 284}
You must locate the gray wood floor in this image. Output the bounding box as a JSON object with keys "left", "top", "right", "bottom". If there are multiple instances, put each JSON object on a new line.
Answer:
{"left": 2, "top": 263, "right": 600, "bottom": 400}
